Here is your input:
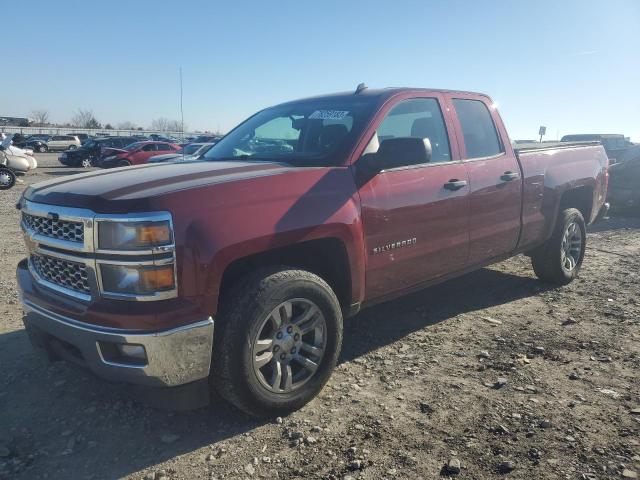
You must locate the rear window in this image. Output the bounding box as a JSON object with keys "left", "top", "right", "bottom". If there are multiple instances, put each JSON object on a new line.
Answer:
{"left": 453, "top": 99, "right": 503, "bottom": 159}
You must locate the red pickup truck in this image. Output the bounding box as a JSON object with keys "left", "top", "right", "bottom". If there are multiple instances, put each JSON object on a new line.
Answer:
{"left": 17, "top": 87, "right": 609, "bottom": 416}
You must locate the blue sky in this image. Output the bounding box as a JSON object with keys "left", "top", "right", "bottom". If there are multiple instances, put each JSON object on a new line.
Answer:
{"left": 3, "top": 0, "right": 639, "bottom": 140}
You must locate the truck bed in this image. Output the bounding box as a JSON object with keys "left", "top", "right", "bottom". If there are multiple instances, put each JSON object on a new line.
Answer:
{"left": 514, "top": 141, "right": 608, "bottom": 251}
{"left": 514, "top": 141, "right": 601, "bottom": 153}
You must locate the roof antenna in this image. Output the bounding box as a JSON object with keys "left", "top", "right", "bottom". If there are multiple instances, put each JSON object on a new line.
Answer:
{"left": 355, "top": 83, "right": 367, "bottom": 94}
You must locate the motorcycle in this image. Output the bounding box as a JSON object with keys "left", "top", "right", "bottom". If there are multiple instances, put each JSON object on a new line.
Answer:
{"left": 0, "top": 143, "right": 38, "bottom": 190}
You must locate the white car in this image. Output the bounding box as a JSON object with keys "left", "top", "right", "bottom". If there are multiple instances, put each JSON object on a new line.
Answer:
{"left": 43, "top": 135, "right": 81, "bottom": 152}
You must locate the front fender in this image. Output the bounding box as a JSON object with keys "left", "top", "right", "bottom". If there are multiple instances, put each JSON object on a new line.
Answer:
{"left": 155, "top": 167, "right": 365, "bottom": 316}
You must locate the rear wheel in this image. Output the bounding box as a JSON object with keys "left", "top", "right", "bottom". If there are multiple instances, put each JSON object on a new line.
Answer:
{"left": 38, "top": 145, "right": 47, "bottom": 153}
{"left": 117, "top": 159, "right": 131, "bottom": 167}
{"left": 68, "top": 145, "right": 77, "bottom": 150}
{"left": 0, "top": 168, "right": 16, "bottom": 190}
{"left": 212, "top": 267, "right": 343, "bottom": 417}
{"left": 531, "top": 208, "right": 586, "bottom": 285}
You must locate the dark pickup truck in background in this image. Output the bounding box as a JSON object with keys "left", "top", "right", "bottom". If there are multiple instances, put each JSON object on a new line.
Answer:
{"left": 17, "top": 87, "right": 609, "bottom": 416}
{"left": 561, "top": 133, "right": 634, "bottom": 164}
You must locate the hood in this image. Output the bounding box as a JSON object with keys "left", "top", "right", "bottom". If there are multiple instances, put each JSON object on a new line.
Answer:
{"left": 23, "top": 160, "right": 294, "bottom": 213}
{"left": 148, "top": 153, "right": 197, "bottom": 163}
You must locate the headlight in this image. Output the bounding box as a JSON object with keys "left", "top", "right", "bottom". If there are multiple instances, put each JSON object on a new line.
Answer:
{"left": 100, "top": 264, "right": 175, "bottom": 295}
{"left": 98, "top": 220, "right": 172, "bottom": 250}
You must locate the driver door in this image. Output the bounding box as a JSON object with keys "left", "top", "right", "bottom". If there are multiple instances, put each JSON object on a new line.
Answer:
{"left": 356, "top": 95, "right": 470, "bottom": 301}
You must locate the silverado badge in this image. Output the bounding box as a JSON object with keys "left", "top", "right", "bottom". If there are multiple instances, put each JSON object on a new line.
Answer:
{"left": 373, "top": 237, "right": 417, "bottom": 255}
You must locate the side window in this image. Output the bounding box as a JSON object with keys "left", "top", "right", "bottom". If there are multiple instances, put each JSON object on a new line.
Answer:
{"left": 374, "top": 98, "right": 451, "bottom": 163}
{"left": 142, "top": 144, "right": 156, "bottom": 151}
{"left": 452, "top": 99, "right": 503, "bottom": 159}
{"left": 156, "top": 144, "right": 171, "bottom": 151}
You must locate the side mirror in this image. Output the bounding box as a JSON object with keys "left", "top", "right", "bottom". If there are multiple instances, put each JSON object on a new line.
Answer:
{"left": 363, "top": 137, "right": 432, "bottom": 172}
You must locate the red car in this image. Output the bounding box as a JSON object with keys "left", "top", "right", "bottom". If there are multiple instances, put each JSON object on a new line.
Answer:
{"left": 99, "top": 141, "right": 180, "bottom": 168}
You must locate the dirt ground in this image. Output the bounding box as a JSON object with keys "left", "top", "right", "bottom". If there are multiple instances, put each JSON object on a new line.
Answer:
{"left": 0, "top": 153, "right": 638, "bottom": 480}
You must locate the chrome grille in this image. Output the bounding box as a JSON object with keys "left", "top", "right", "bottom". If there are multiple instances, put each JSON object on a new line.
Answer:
{"left": 22, "top": 212, "right": 84, "bottom": 243}
{"left": 31, "top": 254, "right": 90, "bottom": 294}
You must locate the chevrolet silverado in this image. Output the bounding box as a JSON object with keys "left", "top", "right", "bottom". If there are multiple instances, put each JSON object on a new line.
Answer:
{"left": 17, "top": 86, "right": 609, "bottom": 416}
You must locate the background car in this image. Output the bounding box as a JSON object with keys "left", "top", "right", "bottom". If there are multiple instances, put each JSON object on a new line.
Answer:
{"left": 189, "top": 134, "right": 222, "bottom": 144}
{"left": 149, "top": 134, "right": 180, "bottom": 143}
{"left": 148, "top": 142, "right": 215, "bottom": 163}
{"left": 607, "top": 145, "right": 640, "bottom": 209}
{"left": 561, "top": 134, "right": 634, "bottom": 163}
{"left": 99, "top": 141, "right": 180, "bottom": 168}
{"left": 67, "top": 133, "right": 91, "bottom": 144}
{"left": 58, "top": 136, "right": 140, "bottom": 167}
{"left": 16, "top": 138, "right": 48, "bottom": 152}
{"left": 37, "top": 135, "right": 81, "bottom": 152}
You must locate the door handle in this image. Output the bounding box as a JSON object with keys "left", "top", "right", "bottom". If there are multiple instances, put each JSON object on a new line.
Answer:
{"left": 500, "top": 171, "right": 520, "bottom": 181}
{"left": 443, "top": 179, "right": 468, "bottom": 191}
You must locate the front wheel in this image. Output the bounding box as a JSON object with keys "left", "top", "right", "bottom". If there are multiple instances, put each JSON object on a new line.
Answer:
{"left": 212, "top": 267, "right": 343, "bottom": 417}
{"left": 531, "top": 208, "right": 586, "bottom": 285}
{"left": 38, "top": 145, "right": 47, "bottom": 153}
{"left": 81, "top": 158, "right": 93, "bottom": 168}
{"left": 117, "top": 159, "right": 131, "bottom": 167}
{"left": 0, "top": 168, "right": 16, "bottom": 190}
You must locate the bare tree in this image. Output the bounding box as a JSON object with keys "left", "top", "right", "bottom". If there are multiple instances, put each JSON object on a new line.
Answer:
{"left": 30, "top": 110, "right": 50, "bottom": 126}
{"left": 71, "top": 109, "right": 102, "bottom": 129}
{"left": 150, "top": 117, "right": 185, "bottom": 132}
{"left": 116, "top": 121, "right": 137, "bottom": 130}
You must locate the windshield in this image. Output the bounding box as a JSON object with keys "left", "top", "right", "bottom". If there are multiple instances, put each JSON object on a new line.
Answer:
{"left": 203, "top": 98, "right": 376, "bottom": 166}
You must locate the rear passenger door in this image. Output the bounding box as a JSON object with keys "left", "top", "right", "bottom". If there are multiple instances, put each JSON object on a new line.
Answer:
{"left": 357, "top": 94, "right": 470, "bottom": 300}
{"left": 448, "top": 95, "right": 522, "bottom": 263}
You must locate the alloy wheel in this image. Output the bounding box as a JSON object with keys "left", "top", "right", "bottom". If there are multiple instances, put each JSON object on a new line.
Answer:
{"left": 251, "top": 298, "right": 327, "bottom": 394}
{"left": 560, "top": 221, "right": 582, "bottom": 272}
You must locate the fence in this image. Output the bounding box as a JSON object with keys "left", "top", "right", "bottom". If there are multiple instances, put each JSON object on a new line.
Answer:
{"left": 0, "top": 125, "right": 201, "bottom": 139}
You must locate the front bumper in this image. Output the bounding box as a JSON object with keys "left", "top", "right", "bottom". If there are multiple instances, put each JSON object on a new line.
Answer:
{"left": 22, "top": 299, "right": 214, "bottom": 388}
{"left": 58, "top": 155, "right": 77, "bottom": 166}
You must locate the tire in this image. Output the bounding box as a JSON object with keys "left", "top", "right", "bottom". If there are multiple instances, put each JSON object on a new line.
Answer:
{"left": 212, "top": 267, "right": 343, "bottom": 417}
{"left": 117, "top": 160, "right": 131, "bottom": 167}
{"left": 81, "top": 158, "right": 93, "bottom": 168}
{"left": 531, "top": 208, "right": 586, "bottom": 285}
{"left": 68, "top": 145, "right": 77, "bottom": 150}
{"left": 38, "top": 145, "right": 47, "bottom": 153}
{"left": 0, "top": 168, "right": 16, "bottom": 190}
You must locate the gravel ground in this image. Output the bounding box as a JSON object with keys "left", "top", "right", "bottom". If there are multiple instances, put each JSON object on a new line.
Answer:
{"left": 0, "top": 153, "right": 639, "bottom": 480}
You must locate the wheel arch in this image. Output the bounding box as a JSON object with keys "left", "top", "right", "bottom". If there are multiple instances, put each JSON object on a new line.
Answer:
{"left": 559, "top": 185, "right": 595, "bottom": 224}
{"left": 214, "top": 237, "right": 355, "bottom": 317}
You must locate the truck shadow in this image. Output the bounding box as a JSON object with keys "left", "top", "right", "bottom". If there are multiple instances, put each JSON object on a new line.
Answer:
{"left": 0, "top": 267, "right": 550, "bottom": 480}
{"left": 341, "top": 266, "right": 550, "bottom": 363}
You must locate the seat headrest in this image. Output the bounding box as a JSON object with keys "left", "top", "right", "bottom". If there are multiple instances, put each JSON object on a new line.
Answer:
{"left": 410, "top": 117, "right": 439, "bottom": 140}
{"left": 319, "top": 124, "right": 349, "bottom": 150}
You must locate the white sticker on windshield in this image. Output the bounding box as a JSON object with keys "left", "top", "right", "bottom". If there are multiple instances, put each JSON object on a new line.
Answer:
{"left": 309, "top": 110, "right": 350, "bottom": 120}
